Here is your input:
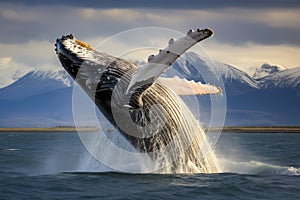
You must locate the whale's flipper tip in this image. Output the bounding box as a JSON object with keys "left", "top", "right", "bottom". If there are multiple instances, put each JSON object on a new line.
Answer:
{"left": 158, "top": 77, "right": 222, "bottom": 96}
{"left": 126, "top": 27, "right": 214, "bottom": 94}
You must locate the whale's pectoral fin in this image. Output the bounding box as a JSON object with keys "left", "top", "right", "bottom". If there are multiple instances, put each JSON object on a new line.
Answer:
{"left": 158, "top": 77, "right": 222, "bottom": 96}
{"left": 126, "top": 28, "right": 213, "bottom": 94}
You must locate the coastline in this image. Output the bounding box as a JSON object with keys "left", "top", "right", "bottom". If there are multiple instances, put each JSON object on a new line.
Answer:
{"left": 0, "top": 127, "right": 100, "bottom": 132}
{"left": 0, "top": 126, "right": 300, "bottom": 133}
{"left": 206, "top": 126, "right": 300, "bottom": 133}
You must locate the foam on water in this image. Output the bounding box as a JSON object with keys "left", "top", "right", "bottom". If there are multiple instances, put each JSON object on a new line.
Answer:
{"left": 73, "top": 75, "right": 221, "bottom": 174}
{"left": 219, "top": 159, "right": 300, "bottom": 176}
{"left": 76, "top": 126, "right": 299, "bottom": 176}
{"left": 76, "top": 123, "right": 220, "bottom": 174}
{"left": 4, "top": 148, "right": 20, "bottom": 151}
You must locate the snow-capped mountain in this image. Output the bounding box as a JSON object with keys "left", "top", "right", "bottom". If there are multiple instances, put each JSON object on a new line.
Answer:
{"left": 170, "top": 52, "right": 259, "bottom": 96}
{"left": 0, "top": 70, "right": 74, "bottom": 127}
{"left": 167, "top": 52, "right": 300, "bottom": 125}
{"left": 260, "top": 66, "right": 300, "bottom": 89}
{"left": 0, "top": 87, "right": 74, "bottom": 127}
{"left": 0, "top": 70, "right": 73, "bottom": 100}
{"left": 0, "top": 51, "right": 299, "bottom": 127}
{"left": 0, "top": 67, "right": 31, "bottom": 89}
{"left": 248, "top": 63, "right": 287, "bottom": 79}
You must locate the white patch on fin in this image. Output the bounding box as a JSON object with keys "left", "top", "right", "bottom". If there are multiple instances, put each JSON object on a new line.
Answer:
{"left": 158, "top": 77, "right": 222, "bottom": 96}
{"left": 126, "top": 28, "right": 213, "bottom": 94}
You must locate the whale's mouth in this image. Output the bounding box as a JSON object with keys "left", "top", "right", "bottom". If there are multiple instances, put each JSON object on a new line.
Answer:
{"left": 55, "top": 34, "right": 94, "bottom": 56}
{"left": 55, "top": 34, "right": 136, "bottom": 81}
{"left": 55, "top": 34, "right": 93, "bottom": 78}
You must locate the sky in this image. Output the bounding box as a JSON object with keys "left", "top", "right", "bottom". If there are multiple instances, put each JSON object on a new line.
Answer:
{"left": 0, "top": 0, "right": 299, "bottom": 81}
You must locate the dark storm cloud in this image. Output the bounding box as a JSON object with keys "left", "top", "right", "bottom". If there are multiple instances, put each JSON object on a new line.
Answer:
{"left": 0, "top": 17, "right": 125, "bottom": 44}
{"left": 208, "top": 20, "right": 300, "bottom": 46}
{"left": 0, "top": 2, "right": 300, "bottom": 47}
{"left": 0, "top": 1, "right": 299, "bottom": 70}
{"left": 0, "top": 7, "right": 135, "bottom": 44}
{"left": 2, "top": 0, "right": 300, "bottom": 9}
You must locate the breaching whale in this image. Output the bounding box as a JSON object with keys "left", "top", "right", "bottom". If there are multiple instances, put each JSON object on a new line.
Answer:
{"left": 55, "top": 28, "right": 222, "bottom": 173}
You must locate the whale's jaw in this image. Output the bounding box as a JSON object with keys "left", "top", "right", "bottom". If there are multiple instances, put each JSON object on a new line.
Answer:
{"left": 55, "top": 34, "right": 138, "bottom": 127}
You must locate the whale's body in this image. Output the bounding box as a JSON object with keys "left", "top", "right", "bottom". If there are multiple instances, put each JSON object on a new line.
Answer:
{"left": 55, "top": 29, "right": 221, "bottom": 173}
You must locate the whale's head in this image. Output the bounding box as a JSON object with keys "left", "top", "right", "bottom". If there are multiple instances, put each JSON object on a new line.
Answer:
{"left": 55, "top": 34, "right": 137, "bottom": 95}
{"left": 55, "top": 34, "right": 144, "bottom": 129}
{"left": 55, "top": 34, "right": 96, "bottom": 79}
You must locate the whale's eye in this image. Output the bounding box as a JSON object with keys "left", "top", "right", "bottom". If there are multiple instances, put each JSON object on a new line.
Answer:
{"left": 75, "top": 39, "right": 93, "bottom": 50}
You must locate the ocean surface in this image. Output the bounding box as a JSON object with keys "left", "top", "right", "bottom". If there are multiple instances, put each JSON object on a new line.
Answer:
{"left": 0, "top": 131, "right": 299, "bottom": 199}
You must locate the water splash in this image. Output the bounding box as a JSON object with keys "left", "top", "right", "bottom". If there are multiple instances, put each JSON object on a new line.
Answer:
{"left": 76, "top": 84, "right": 221, "bottom": 174}
{"left": 219, "top": 159, "right": 300, "bottom": 176}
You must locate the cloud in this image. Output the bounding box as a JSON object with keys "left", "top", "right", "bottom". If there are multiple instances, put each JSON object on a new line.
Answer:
{"left": 71, "top": 27, "right": 300, "bottom": 70}
{"left": 0, "top": 4, "right": 299, "bottom": 47}
{"left": 1, "top": 8, "right": 37, "bottom": 22}
{"left": 0, "top": 39, "right": 67, "bottom": 85}
{"left": 0, "top": 56, "right": 33, "bottom": 88}
{"left": 0, "top": 2, "right": 299, "bottom": 73}
{"left": 1, "top": 9, "right": 18, "bottom": 20}
{"left": 249, "top": 9, "right": 300, "bottom": 29}
{"left": 2, "top": 0, "right": 300, "bottom": 9}
{"left": 200, "top": 41, "right": 300, "bottom": 70}
{"left": 0, "top": 56, "right": 12, "bottom": 67}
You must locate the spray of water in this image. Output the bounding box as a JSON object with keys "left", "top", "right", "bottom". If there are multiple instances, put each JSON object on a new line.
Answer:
{"left": 74, "top": 79, "right": 221, "bottom": 173}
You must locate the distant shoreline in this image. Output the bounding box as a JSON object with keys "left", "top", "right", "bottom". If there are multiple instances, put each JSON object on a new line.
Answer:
{"left": 0, "top": 126, "right": 300, "bottom": 133}
{"left": 206, "top": 126, "right": 300, "bottom": 133}
{"left": 0, "top": 127, "right": 100, "bottom": 132}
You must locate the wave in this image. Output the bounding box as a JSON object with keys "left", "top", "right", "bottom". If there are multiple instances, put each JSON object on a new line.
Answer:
{"left": 4, "top": 148, "right": 20, "bottom": 151}
{"left": 219, "top": 159, "right": 300, "bottom": 176}
{"left": 75, "top": 153, "right": 300, "bottom": 176}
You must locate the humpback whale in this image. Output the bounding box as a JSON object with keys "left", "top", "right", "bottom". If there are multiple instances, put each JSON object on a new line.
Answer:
{"left": 55, "top": 28, "right": 222, "bottom": 173}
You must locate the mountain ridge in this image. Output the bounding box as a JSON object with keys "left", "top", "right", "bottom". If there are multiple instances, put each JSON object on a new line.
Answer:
{"left": 248, "top": 63, "right": 288, "bottom": 80}
{"left": 0, "top": 51, "right": 299, "bottom": 127}
{"left": 0, "top": 70, "right": 72, "bottom": 100}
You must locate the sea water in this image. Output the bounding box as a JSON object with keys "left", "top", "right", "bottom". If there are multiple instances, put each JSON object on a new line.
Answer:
{"left": 0, "top": 132, "right": 299, "bottom": 199}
